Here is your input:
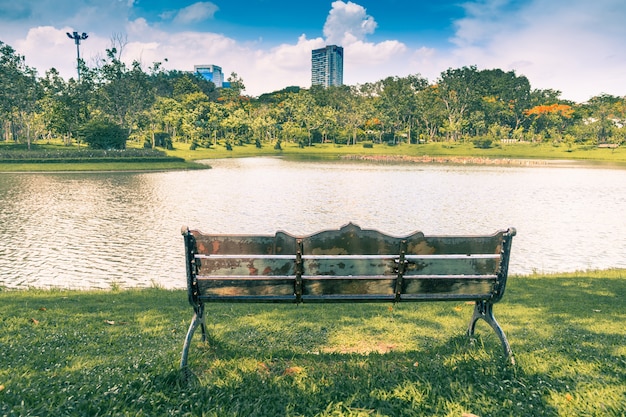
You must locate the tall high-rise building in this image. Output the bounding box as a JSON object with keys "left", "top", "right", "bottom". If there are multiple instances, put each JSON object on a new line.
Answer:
{"left": 311, "top": 45, "right": 343, "bottom": 88}
{"left": 194, "top": 64, "right": 224, "bottom": 88}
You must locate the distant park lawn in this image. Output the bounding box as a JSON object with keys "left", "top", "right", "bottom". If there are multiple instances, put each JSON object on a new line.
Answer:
{"left": 2, "top": 140, "right": 626, "bottom": 172}
{"left": 167, "top": 140, "right": 626, "bottom": 166}
{"left": 0, "top": 269, "right": 624, "bottom": 416}
{"left": 0, "top": 141, "right": 208, "bottom": 172}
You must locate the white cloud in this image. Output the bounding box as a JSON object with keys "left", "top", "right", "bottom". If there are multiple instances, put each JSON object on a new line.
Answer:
{"left": 5, "top": 0, "right": 625, "bottom": 101}
{"left": 253, "top": 35, "right": 326, "bottom": 88}
{"left": 318, "top": 1, "right": 412, "bottom": 87}
{"left": 5, "top": 1, "right": 412, "bottom": 96}
{"left": 15, "top": 26, "right": 110, "bottom": 77}
{"left": 172, "top": 2, "right": 219, "bottom": 24}
{"left": 323, "top": 1, "right": 377, "bottom": 45}
{"left": 447, "top": 0, "right": 626, "bottom": 101}
{"left": 120, "top": 24, "right": 325, "bottom": 95}
{"left": 119, "top": 1, "right": 412, "bottom": 95}
{"left": 342, "top": 38, "right": 408, "bottom": 85}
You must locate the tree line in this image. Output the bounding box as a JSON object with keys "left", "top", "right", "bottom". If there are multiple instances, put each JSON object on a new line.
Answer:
{"left": 2, "top": 39, "right": 625, "bottom": 151}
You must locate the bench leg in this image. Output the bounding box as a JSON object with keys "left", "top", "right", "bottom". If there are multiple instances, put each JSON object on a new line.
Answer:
{"left": 467, "top": 301, "right": 515, "bottom": 365}
{"left": 180, "top": 306, "right": 206, "bottom": 369}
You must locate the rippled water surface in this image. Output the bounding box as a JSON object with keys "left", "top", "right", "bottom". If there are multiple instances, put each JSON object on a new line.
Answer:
{"left": 1, "top": 157, "right": 625, "bottom": 289}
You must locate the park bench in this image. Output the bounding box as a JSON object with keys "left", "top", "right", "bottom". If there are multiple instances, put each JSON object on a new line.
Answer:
{"left": 180, "top": 223, "right": 517, "bottom": 369}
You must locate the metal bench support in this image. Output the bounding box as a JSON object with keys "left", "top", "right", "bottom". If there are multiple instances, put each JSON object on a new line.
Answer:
{"left": 468, "top": 300, "right": 515, "bottom": 365}
{"left": 181, "top": 305, "right": 206, "bottom": 369}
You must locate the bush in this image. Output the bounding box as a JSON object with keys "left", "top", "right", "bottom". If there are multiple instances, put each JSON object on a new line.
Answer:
{"left": 154, "top": 132, "right": 173, "bottom": 149}
{"left": 363, "top": 143, "right": 374, "bottom": 148}
{"left": 78, "top": 119, "right": 128, "bottom": 150}
{"left": 472, "top": 138, "right": 493, "bottom": 149}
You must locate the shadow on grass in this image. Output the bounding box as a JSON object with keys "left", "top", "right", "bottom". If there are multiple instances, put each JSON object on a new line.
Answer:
{"left": 176, "top": 276, "right": 624, "bottom": 416}
{"left": 179, "top": 333, "right": 559, "bottom": 416}
{"left": 1, "top": 276, "right": 624, "bottom": 416}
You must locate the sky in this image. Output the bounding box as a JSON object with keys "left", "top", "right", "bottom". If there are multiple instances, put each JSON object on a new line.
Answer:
{"left": 0, "top": 0, "right": 624, "bottom": 102}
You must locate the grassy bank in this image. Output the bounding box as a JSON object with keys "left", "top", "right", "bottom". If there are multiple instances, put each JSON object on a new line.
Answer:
{"left": 1, "top": 270, "right": 624, "bottom": 416}
{"left": 0, "top": 160, "right": 209, "bottom": 172}
{"left": 166, "top": 141, "right": 626, "bottom": 166}
{"left": 0, "top": 143, "right": 208, "bottom": 172}
{"left": 2, "top": 141, "right": 626, "bottom": 172}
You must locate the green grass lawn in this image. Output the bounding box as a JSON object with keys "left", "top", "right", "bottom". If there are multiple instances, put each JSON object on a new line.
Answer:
{"left": 166, "top": 141, "right": 626, "bottom": 166}
{"left": 3, "top": 141, "right": 626, "bottom": 172}
{"left": 0, "top": 160, "right": 208, "bottom": 172}
{"left": 1, "top": 270, "right": 624, "bottom": 416}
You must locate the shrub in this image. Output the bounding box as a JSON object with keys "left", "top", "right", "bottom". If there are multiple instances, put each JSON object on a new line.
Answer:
{"left": 79, "top": 119, "right": 128, "bottom": 150}
{"left": 472, "top": 138, "right": 493, "bottom": 149}
{"left": 154, "top": 132, "right": 173, "bottom": 149}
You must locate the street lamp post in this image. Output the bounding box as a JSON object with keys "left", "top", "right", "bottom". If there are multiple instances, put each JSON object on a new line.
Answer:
{"left": 66, "top": 31, "right": 88, "bottom": 80}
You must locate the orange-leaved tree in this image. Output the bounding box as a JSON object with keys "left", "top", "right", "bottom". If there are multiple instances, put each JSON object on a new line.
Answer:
{"left": 524, "top": 103, "right": 575, "bottom": 140}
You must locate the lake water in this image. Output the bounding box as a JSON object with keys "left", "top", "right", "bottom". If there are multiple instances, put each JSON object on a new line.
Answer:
{"left": 1, "top": 157, "right": 625, "bottom": 289}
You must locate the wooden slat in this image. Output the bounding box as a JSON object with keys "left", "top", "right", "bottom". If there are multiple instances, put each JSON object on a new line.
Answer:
{"left": 404, "top": 254, "right": 499, "bottom": 260}
{"left": 403, "top": 257, "right": 500, "bottom": 276}
{"left": 402, "top": 277, "right": 494, "bottom": 296}
{"left": 190, "top": 230, "right": 297, "bottom": 255}
{"left": 196, "top": 258, "right": 296, "bottom": 276}
{"left": 200, "top": 294, "right": 297, "bottom": 304}
{"left": 302, "top": 258, "right": 396, "bottom": 277}
{"left": 196, "top": 254, "right": 296, "bottom": 260}
{"left": 302, "top": 276, "right": 395, "bottom": 296}
{"left": 197, "top": 278, "right": 295, "bottom": 297}
{"left": 301, "top": 294, "right": 396, "bottom": 302}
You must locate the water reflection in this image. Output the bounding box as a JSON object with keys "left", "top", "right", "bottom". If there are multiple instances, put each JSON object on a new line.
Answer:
{"left": 1, "top": 158, "right": 625, "bottom": 289}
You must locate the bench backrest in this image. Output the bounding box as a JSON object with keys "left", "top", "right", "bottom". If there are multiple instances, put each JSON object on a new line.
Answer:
{"left": 182, "top": 223, "right": 516, "bottom": 306}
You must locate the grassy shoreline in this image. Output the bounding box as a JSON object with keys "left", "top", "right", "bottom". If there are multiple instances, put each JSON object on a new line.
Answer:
{"left": 2, "top": 142, "right": 626, "bottom": 172}
{"left": 1, "top": 269, "right": 624, "bottom": 416}
{"left": 167, "top": 141, "right": 626, "bottom": 165}
{"left": 0, "top": 160, "right": 209, "bottom": 173}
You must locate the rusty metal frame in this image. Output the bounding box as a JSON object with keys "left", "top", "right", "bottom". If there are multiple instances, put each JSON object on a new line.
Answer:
{"left": 181, "top": 227, "right": 206, "bottom": 369}
{"left": 180, "top": 224, "right": 517, "bottom": 369}
{"left": 467, "top": 227, "right": 517, "bottom": 365}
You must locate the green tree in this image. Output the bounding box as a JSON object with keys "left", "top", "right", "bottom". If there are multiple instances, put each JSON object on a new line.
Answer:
{"left": 581, "top": 94, "right": 625, "bottom": 144}
{"left": 249, "top": 104, "right": 277, "bottom": 145}
{"left": 0, "top": 41, "right": 40, "bottom": 146}
{"left": 475, "top": 69, "right": 531, "bottom": 132}
{"left": 179, "top": 92, "right": 211, "bottom": 145}
{"left": 221, "top": 107, "right": 250, "bottom": 145}
{"left": 436, "top": 66, "right": 482, "bottom": 141}
{"left": 414, "top": 85, "right": 446, "bottom": 141}
{"left": 219, "top": 72, "right": 247, "bottom": 106}
{"left": 377, "top": 75, "right": 428, "bottom": 144}
{"left": 341, "top": 85, "right": 373, "bottom": 145}
{"left": 95, "top": 49, "right": 156, "bottom": 139}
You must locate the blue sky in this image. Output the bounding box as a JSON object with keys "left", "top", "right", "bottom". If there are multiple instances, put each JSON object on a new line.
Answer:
{"left": 1, "top": 0, "right": 624, "bottom": 102}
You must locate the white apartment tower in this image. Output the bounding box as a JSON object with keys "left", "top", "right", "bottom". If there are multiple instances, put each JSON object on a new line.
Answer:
{"left": 311, "top": 45, "right": 344, "bottom": 88}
